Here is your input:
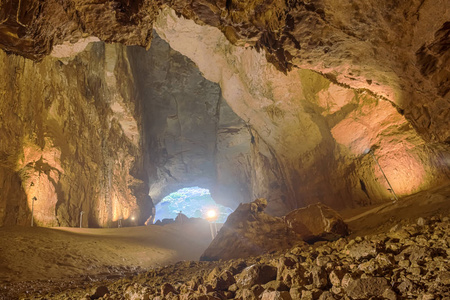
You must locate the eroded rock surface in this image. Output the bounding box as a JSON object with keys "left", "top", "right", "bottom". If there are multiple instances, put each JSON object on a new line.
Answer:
{"left": 0, "top": 1, "right": 448, "bottom": 144}
{"left": 285, "top": 203, "right": 349, "bottom": 242}
{"left": 0, "top": 42, "right": 151, "bottom": 227}
{"left": 155, "top": 9, "right": 450, "bottom": 213}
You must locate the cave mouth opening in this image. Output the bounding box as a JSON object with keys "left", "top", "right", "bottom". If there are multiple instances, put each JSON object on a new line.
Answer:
{"left": 154, "top": 187, "right": 233, "bottom": 223}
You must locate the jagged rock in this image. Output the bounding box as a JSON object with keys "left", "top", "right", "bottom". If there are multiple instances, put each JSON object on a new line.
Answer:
{"left": 236, "top": 264, "right": 278, "bottom": 289}
{"left": 345, "top": 240, "right": 379, "bottom": 260}
{"left": 300, "top": 289, "right": 322, "bottom": 300}
{"left": 285, "top": 203, "right": 349, "bottom": 242}
{"left": 344, "top": 277, "right": 394, "bottom": 299}
{"left": 263, "top": 280, "right": 289, "bottom": 292}
{"left": 261, "top": 290, "right": 292, "bottom": 300}
{"left": 318, "top": 291, "right": 336, "bottom": 300}
{"left": 200, "top": 199, "right": 299, "bottom": 261}
{"left": 289, "top": 287, "right": 302, "bottom": 299}
{"left": 311, "top": 266, "right": 328, "bottom": 289}
{"left": 91, "top": 286, "right": 109, "bottom": 299}
{"left": 161, "top": 283, "right": 177, "bottom": 296}
{"left": 10, "top": 213, "right": 450, "bottom": 299}
{"left": 175, "top": 212, "right": 190, "bottom": 224}
{"left": 209, "top": 270, "right": 236, "bottom": 291}
{"left": 437, "top": 271, "right": 450, "bottom": 285}
{"left": 197, "top": 284, "right": 214, "bottom": 294}
{"left": 277, "top": 257, "right": 307, "bottom": 287}
{"left": 155, "top": 218, "right": 176, "bottom": 226}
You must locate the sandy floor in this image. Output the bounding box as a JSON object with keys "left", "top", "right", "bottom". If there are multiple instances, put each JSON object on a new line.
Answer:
{"left": 0, "top": 220, "right": 215, "bottom": 284}
{"left": 0, "top": 184, "right": 448, "bottom": 298}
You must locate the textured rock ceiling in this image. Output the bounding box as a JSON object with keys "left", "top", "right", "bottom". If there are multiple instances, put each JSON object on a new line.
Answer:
{"left": 1, "top": 0, "right": 449, "bottom": 142}
{"left": 0, "top": 0, "right": 449, "bottom": 226}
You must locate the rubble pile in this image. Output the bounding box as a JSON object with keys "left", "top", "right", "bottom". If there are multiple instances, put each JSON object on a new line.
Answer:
{"left": 25, "top": 215, "right": 449, "bottom": 300}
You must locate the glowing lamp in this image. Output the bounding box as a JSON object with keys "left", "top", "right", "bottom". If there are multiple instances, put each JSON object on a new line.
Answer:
{"left": 207, "top": 209, "right": 216, "bottom": 219}
{"left": 206, "top": 209, "right": 217, "bottom": 220}
{"left": 131, "top": 216, "right": 135, "bottom": 221}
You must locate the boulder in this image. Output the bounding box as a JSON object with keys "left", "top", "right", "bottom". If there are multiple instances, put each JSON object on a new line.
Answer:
{"left": 345, "top": 240, "right": 379, "bottom": 260}
{"left": 209, "top": 270, "right": 236, "bottom": 291}
{"left": 161, "top": 283, "right": 176, "bottom": 296}
{"left": 344, "top": 277, "right": 395, "bottom": 299}
{"left": 236, "top": 264, "right": 278, "bottom": 288}
{"left": 91, "top": 286, "right": 109, "bottom": 299}
{"left": 200, "top": 199, "right": 300, "bottom": 261}
{"left": 285, "top": 203, "right": 349, "bottom": 242}
{"left": 261, "top": 290, "right": 292, "bottom": 300}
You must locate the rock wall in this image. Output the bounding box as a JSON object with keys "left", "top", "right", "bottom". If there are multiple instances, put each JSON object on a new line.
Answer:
{"left": 154, "top": 9, "right": 450, "bottom": 214}
{"left": 0, "top": 43, "right": 151, "bottom": 227}
{"left": 127, "top": 35, "right": 254, "bottom": 209}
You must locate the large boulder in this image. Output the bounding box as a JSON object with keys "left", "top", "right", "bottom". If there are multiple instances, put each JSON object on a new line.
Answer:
{"left": 236, "top": 264, "right": 278, "bottom": 288}
{"left": 285, "top": 203, "right": 349, "bottom": 242}
{"left": 200, "top": 200, "right": 349, "bottom": 261}
{"left": 200, "top": 199, "right": 301, "bottom": 261}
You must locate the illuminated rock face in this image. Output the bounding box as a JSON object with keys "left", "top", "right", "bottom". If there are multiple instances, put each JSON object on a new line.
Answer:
{"left": 0, "top": 1, "right": 449, "bottom": 224}
{"left": 0, "top": 1, "right": 448, "bottom": 143}
{"left": 0, "top": 43, "right": 151, "bottom": 227}
{"left": 154, "top": 10, "right": 450, "bottom": 214}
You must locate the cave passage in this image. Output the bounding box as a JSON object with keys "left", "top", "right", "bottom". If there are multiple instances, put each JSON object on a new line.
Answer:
{"left": 154, "top": 187, "right": 233, "bottom": 223}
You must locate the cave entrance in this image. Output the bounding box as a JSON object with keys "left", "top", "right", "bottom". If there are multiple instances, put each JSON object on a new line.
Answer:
{"left": 154, "top": 187, "right": 233, "bottom": 224}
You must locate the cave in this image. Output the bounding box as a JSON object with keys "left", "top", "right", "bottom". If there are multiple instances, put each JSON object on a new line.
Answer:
{"left": 154, "top": 187, "right": 233, "bottom": 223}
{"left": 0, "top": 1, "right": 449, "bottom": 299}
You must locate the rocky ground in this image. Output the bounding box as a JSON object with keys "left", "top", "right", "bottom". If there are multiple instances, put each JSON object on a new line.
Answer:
{"left": 16, "top": 211, "right": 450, "bottom": 299}
{"left": 1, "top": 185, "right": 449, "bottom": 299}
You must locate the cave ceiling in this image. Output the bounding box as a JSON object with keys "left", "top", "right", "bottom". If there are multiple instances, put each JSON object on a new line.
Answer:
{"left": 0, "top": 0, "right": 448, "bottom": 143}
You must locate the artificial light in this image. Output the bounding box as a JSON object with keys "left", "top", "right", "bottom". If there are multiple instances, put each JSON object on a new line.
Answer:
{"left": 206, "top": 209, "right": 216, "bottom": 220}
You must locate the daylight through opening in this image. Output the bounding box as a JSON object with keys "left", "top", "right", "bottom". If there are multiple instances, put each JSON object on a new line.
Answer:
{"left": 154, "top": 187, "right": 233, "bottom": 223}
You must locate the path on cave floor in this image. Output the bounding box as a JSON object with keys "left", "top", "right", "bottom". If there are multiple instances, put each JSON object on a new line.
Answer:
{"left": 342, "top": 184, "right": 450, "bottom": 238}
{"left": 0, "top": 220, "right": 213, "bottom": 283}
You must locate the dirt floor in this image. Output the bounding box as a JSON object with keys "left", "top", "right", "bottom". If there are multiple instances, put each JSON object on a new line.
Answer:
{"left": 0, "top": 220, "right": 215, "bottom": 284}
{"left": 0, "top": 184, "right": 449, "bottom": 299}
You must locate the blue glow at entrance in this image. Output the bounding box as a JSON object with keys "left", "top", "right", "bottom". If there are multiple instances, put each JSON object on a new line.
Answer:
{"left": 154, "top": 187, "right": 233, "bottom": 223}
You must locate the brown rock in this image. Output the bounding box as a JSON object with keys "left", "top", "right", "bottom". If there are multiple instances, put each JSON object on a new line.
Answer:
{"left": 345, "top": 276, "right": 395, "bottom": 299}
{"left": 91, "top": 286, "right": 109, "bottom": 299}
{"left": 345, "top": 240, "right": 379, "bottom": 260}
{"left": 318, "top": 291, "right": 336, "bottom": 300}
{"left": 236, "top": 264, "right": 278, "bottom": 289}
{"left": 437, "top": 271, "right": 450, "bottom": 285}
{"left": 311, "top": 266, "right": 328, "bottom": 289}
{"left": 161, "top": 283, "right": 177, "bottom": 296}
{"left": 285, "top": 203, "right": 349, "bottom": 242}
{"left": 200, "top": 199, "right": 299, "bottom": 261}
{"left": 263, "top": 280, "right": 289, "bottom": 292}
{"left": 210, "top": 271, "right": 236, "bottom": 291}
{"left": 261, "top": 290, "right": 292, "bottom": 300}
